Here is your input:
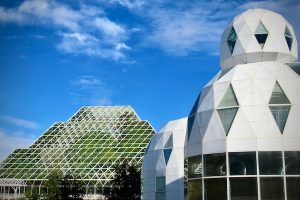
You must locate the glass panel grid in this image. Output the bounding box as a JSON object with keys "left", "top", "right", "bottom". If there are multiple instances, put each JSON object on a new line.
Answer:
{"left": 0, "top": 106, "right": 154, "bottom": 186}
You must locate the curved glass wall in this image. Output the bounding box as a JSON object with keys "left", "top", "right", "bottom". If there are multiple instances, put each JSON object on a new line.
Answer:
{"left": 187, "top": 151, "right": 300, "bottom": 200}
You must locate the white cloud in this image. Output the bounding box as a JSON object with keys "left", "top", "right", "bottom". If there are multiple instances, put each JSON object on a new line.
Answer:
{"left": 71, "top": 76, "right": 113, "bottom": 106}
{"left": 0, "top": 115, "right": 39, "bottom": 129}
{"left": 0, "top": 0, "right": 131, "bottom": 60}
{"left": 94, "top": 17, "right": 125, "bottom": 37}
{"left": 0, "top": 130, "right": 35, "bottom": 162}
{"left": 110, "top": 0, "right": 145, "bottom": 9}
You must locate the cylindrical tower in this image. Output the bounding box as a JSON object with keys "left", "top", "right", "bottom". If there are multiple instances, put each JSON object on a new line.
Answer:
{"left": 187, "top": 9, "right": 300, "bottom": 200}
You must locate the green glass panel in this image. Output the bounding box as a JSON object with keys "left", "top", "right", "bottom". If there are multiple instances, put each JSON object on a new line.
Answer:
{"left": 255, "top": 22, "right": 268, "bottom": 34}
{"left": 269, "top": 82, "right": 290, "bottom": 104}
{"left": 287, "top": 62, "right": 300, "bottom": 76}
{"left": 254, "top": 22, "right": 268, "bottom": 48}
{"left": 156, "top": 176, "right": 166, "bottom": 191}
{"left": 269, "top": 106, "right": 290, "bottom": 133}
{"left": 164, "top": 135, "right": 173, "bottom": 149}
{"left": 227, "top": 27, "right": 237, "bottom": 54}
{"left": 218, "top": 84, "right": 238, "bottom": 107}
{"left": 218, "top": 107, "right": 238, "bottom": 135}
{"left": 188, "top": 179, "right": 202, "bottom": 200}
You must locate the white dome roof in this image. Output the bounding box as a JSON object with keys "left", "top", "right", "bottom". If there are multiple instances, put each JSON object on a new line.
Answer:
{"left": 220, "top": 9, "right": 298, "bottom": 69}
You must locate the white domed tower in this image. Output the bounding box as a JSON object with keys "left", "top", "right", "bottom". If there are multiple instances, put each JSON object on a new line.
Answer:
{"left": 187, "top": 9, "right": 300, "bottom": 200}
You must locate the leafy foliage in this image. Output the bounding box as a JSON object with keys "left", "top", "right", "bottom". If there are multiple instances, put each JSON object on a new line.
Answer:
{"left": 104, "top": 160, "right": 141, "bottom": 200}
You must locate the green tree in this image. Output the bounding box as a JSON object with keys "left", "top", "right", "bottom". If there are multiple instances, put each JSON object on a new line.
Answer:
{"left": 61, "top": 173, "right": 85, "bottom": 200}
{"left": 46, "top": 170, "right": 63, "bottom": 200}
{"left": 104, "top": 160, "right": 141, "bottom": 200}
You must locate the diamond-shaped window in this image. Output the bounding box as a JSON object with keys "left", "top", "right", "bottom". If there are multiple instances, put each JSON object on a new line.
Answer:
{"left": 255, "top": 22, "right": 268, "bottom": 48}
{"left": 163, "top": 135, "right": 173, "bottom": 165}
{"left": 217, "top": 84, "right": 239, "bottom": 136}
{"left": 285, "top": 25, "right": 293, "bottom": 51}
{"left": 227, "top": 27, "right": 237, "bottom": 54}
{"left": 268, "top": 81, "right": 291, "bottom": 134}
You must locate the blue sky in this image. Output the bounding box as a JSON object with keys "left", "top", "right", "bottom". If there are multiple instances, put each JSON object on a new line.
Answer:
{"left": 0, "top": 0, "right": 299, "bottom": 160}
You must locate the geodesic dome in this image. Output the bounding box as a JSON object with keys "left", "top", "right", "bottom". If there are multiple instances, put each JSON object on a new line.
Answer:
{"left": 142, "top": 118, "right": 187, "bottom": 200}
{"left": 220, "top": 9, "right": 298, "bottom": 68}
{"left": 186, "top": 8, "right": 300, "bottom": 200}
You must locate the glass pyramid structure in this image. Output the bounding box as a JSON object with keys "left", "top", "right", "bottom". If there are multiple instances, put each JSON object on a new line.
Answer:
{"left": 0, "top": 106, "right": 154, "bottom": 191}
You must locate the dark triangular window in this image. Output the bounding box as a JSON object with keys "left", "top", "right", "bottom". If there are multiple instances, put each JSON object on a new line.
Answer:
{"left": 269, "top": 106, "right": 290, "bottom": 133}
{"left": 218, "top": 84, "right": 239, "bottom": 107}
{"left": 255, "top": 22, "right": 268, "bottom": 48}
{"left": 217, "top": 108, "right": 238, "bottom": 135}
{"left": 285, "top": 26, "right": 293, "bottom": 51}
{"left": 227, "top": 27, "right": 237, "bottom": 54}
{"left": 163, "top": 149, "right": 172, "bottom": 165}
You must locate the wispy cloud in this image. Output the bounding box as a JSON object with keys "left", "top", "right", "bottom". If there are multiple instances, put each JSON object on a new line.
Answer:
{"left": 0, "top": 115, "right": 39, "bottom": 129}
{"left": 0, "top": 130, "right": 35, "bottom": 161}
{"left": 114, "top": 0, "right": 300, "bottom": 56}
{"left": 71, "top": 75, "right": 113, "bottom": 106}
{"left": 1, "top": 0, "right": 299, "bottom": 58}
{"left": 0, "top": 0, "right": 131, "bottom": 60}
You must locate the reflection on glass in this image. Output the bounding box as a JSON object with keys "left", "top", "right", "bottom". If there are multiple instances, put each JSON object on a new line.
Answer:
{"left": 260, "top": 177, "right": 284, "bottom": 200}
{"left": 230, "top": 177, "right": 258, "bottom": 200}
{"left": 204, "top": 153, "right": 226, "bottom": 176}
{"left": 229, "top": 152, "right": 256, "bottom": 175}
{"left": 286, "top": 177, "right": 300, "bottom": 200}
{"left": 188, "top": 156, "right": 202, "bottom": 178}
{"left": 188, "top": 179, "right": 202, "bottom": 200}
{"left": 156, "top": 176, "right": 166, "bottom": 200}
{"left": 156, "top": 176, "right": 165, "bottom": 191}
{"left": 285, "top": 151, "right": 300, "bottom": 175}
{"left": 258, "top": 152, "right": 283, "bottom": 175}
{"left": 156, "top": 192, "right": 165, "bottom": 200}
{"left": 204, "top": 178, "right": 227, "bottom": 200}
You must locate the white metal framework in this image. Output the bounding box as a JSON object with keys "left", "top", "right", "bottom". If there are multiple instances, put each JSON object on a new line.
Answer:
{"left": 0, "top": 106, "right": 154, "bottom": 197}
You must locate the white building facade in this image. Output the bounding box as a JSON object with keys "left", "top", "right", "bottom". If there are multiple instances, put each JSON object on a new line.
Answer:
{"left": 142, "top": 118, "right": 187, "bottom": 200}
{"left": 143, "top": 8, "right": 300, "bottom": 200}
{"left": 187, "top": 9, "right": 300, "bottom": 200}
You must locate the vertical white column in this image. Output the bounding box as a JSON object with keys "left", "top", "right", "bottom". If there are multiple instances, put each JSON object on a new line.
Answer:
{"left": 256, "top": 151, "right": 261, "bottom": 200}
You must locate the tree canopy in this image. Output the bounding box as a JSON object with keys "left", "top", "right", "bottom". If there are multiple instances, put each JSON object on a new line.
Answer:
{"left": 104, "top": 160, "right": 141, "bottom": 200}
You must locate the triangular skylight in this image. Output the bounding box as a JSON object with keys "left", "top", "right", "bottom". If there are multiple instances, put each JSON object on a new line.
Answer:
{"left": 285, "top": 26, "right": 293, "bottom": 51}
{"left": 217, "top": 107, "right": 238, "bottom": 135}
{"left": 218, "top": 67, "right": 234, "bottom": 80}
{"left": 269, "top": 106, "right": 290, "bottom": 133}
{"left": 255, "top": 22, "right": 268, "bottom": 48}
{"left": 163, "top": 148, "right": 172, "bottom": 165}
{"left": 218, "top": 84, "right": 239, "bottom": 107}
{"left": 227, "top": 27, "right": 237, "bottom": 54}
{"left": 269, "top": 82, "right": 290, "bottom": 104}
{"left": 164, "top": 135, "right": 173, "bottom": 149}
